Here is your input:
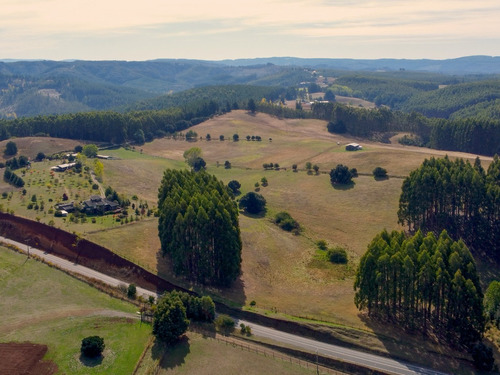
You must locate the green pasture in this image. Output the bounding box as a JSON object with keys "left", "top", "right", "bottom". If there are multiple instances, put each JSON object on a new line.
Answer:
{"left": 0, "top": 246, "right": 150, "bottom": 374}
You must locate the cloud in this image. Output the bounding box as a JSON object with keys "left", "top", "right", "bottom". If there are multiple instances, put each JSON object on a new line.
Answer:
{"left": 0, "top": 0, "right": 499, "bottom": 59}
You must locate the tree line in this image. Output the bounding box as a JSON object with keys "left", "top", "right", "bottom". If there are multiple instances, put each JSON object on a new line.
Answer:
{"left": 157, "top": 169, "right": 242, "bottom": 286}
{"left": 355, "top": 229, "right": 484, "bottom": 346}
{"left": 312, "top": 102, "right": 500, "bottom": 156}
{"left": 398, "top": 156, "right": 500, "bottom": 260}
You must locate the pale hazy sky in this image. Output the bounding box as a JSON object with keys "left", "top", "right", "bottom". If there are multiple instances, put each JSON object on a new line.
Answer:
{"left": 1, "top": 0, "right": 500, "bottom": 61}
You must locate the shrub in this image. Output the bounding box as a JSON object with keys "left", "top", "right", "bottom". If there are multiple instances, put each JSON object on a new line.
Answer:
{"left": 92, "top": 183, "right": 99, "bottom": 190}
{"left": 81, "top": 336, "right": 105, "bottom": 358}
{"left": 328, "top": 246, "right": 348, "bottom": 264}
{"left": 274, "top": 211, "right": 300, "bottom": 232}
{"left": 316, "top": 240, "right": 328, "bottom": 251}
{"left": 127, "top": 284, "right": 137, "bottom": 299}
{"left": 215, "top": 314, "right": 235, "bottom": 335}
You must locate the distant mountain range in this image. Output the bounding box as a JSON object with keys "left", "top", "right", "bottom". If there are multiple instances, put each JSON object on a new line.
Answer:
{"left": 0, "top": 56, "right": 499, "bottom": 119}
{"left": 217, "top": 56, "right": 500, "bottom": 74}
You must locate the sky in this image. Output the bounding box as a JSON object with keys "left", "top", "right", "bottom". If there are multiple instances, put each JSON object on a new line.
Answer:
{"left": 1, "top": 0, "right": 500, "bottom": 61}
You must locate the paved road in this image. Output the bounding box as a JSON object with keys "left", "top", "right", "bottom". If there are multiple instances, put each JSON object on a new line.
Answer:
{"left": 0, "top": 236, "right": 449, "bottom": 375}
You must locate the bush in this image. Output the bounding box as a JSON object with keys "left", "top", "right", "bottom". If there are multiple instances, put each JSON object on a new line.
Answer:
{"left": 316, "top": 240, "right": 328, "bottom": 251}
{"left": 215, "top": 314, "right": 235, "bottom": 335}
{"left": 81, "top": 336, "right": 105, "bottom": 358}
{"left": 92, "top": 183, "right": 99, "bottom": 190}
{"left": 328, "top": 246, "right": 348, "bottom": 264}
{"left": 127, "top": 284, "right": 137, "bottom": 299}
{"left": 274, "top": 211, "right": 300, "bottom": 232}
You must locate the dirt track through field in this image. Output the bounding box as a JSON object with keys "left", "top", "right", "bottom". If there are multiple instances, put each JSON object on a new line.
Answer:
{"left": 0, "top": 309, "right": 138, "bottom": 336}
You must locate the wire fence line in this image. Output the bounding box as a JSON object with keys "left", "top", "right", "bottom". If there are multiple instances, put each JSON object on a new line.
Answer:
{"left": 209, "top": 334, "right": 349, "bottom": 375}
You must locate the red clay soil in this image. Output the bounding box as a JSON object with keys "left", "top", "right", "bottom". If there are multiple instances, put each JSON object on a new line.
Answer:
{"left": 0, "top": 342, "right": 57, "bottom": 375}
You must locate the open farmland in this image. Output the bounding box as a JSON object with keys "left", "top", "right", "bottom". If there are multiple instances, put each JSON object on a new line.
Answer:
{"left": 0, "top": 110, "right": 495, "bottom": 372}
{"left": 84, "top": 110, "right": 493, "bottom": 331}
{"left": 135, "top": 332, "right": 327, "bottom": 375}
{"left": 0, "top": 246, "right": 151, "bottom": 374}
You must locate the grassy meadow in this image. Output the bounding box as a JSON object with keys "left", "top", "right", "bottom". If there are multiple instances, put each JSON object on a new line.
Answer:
{"left": 135, "top": 332, "right": 326, "bottom": 375}
{"left": 0, "top": 246, "right": 151, "bottom": 374}
{"left": 87, "top": 110, "right": 492, "bottom": 328}
{"left": 0, "top": 111, "right": 496, "bottom": 371}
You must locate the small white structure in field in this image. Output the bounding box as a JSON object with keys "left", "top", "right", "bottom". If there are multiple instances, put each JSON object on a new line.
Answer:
{"left": 345, "top": 143, "right": 362, "bottom": 151}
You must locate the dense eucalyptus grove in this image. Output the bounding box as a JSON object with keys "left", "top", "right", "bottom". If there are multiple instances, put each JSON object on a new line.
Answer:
{"left": 398, "top": 156, "right": 500, "bottom": 259}
{"left": 157, "top": 169, "right": 241, "bottom": 286}
{"left": 354, "top": 229, "right": 484, "bottom": 346}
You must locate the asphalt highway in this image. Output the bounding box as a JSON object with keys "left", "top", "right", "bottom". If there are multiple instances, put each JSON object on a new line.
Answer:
{"left": 0, "top": 235, "right": 450, "bottom": 375}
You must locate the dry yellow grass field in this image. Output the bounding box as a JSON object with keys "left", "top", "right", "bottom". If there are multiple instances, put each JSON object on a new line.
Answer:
{"left": 85, "top": 110, "right": 493, "bottom": 334}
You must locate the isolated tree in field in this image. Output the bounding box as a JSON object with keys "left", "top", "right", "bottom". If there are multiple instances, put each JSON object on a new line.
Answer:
{"left": 224, "top": 160, "right": 231, "bottom": 169}
{"left": 4, "top": 141, "right": 17, "bottom": 156}
{"left": 373, "top": 166, "right": 387, "bottom": 179}
{"left": 228, "top": 180, "right": 241, "bottom": 195}
{"left": 239, "top": 192, "right": 266, "bottom": 214}
{"left": 158, "top": 169, "right": 241, "bottom": 286}
{"left": 292, "top": 164, "right": 297, "bottom": 172}
{"left": 233, "top": 134, "right": 239, "bottom": 142}
{"left": 82, "top": 144, "right": 98, "bottom": 158}
{"left": 81, "top": 336, "right": 105, "bottom": 357}
{"left": 248, "top": 98, "right": 256, "bottom": 113}
{"left": 313, "top": 164, "right": 319, "bottom": 174}
{"left": 35, "top": 152, "right": 45, "bottom": 161}
{"left": 206, "top": 133, "right": 211, "bottom": 141}
{"left": 260, "top": 177, "right": 268, "bottom": 186}
{"left": 183, "top": 147, "right": 202, "bottom": 168}
{"left": 153, "top": 293, "right": 189, "bottom": 344}
{"left": 219, "top": 135, "right": 225, "bottom": 141}
{"left": 330, "top": 164, "right": 353, "bottom": 185}
{"left": 246, "top": 135, "right": 251, "bottom": 141}
{"left": 305, "top": 162, "right": 312, "bottom": 173}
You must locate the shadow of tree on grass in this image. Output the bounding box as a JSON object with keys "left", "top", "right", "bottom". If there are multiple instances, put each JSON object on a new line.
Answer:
{"left": 79, "top": 354, "right": 103, "bottom": 367}
{"left": 332, "top": 182, "right": 355, "bottom": 191}
{"left": 156, "top": 336, "right": 191, "bottom": 371}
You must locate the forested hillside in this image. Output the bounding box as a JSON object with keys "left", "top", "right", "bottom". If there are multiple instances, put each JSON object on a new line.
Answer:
{"left": 399, "top": 80, "right": 500, "bottom": 119}
{"left": 126, "top": 85, "right": 289, "bottom": 112}
{"left": 0, "top": 74, "right": 154, "bottom": 118}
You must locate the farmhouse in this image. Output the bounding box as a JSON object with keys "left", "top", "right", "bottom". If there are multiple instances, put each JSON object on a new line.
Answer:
{"left": 345, "top": 143, "right": 362, "bottom": 151}
{"left": 82, "top": 195, "right": 120, "bottom": 214}
{"left": 50, "top": 162, "right": 77, "bottom": 172}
